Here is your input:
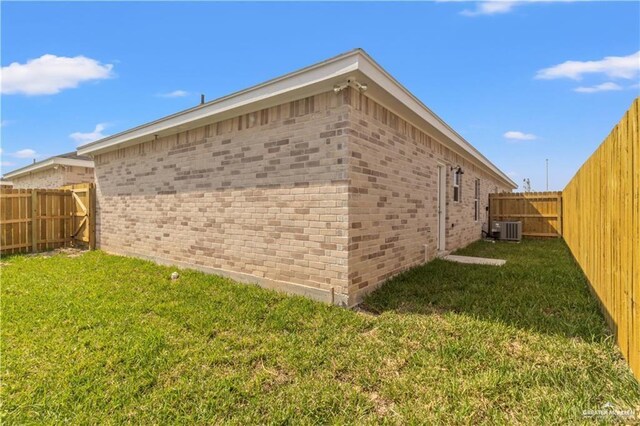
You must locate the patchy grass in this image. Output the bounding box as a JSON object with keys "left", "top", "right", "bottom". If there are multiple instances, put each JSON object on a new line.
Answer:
{"left": 2, "top": 240, "right": 638, "bottom": 424}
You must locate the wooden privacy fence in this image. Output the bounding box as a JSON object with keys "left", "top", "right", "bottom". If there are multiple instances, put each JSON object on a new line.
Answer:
{"left": 0, "top": 183, "right": 95, "bottom": 255}
{"left": 563, "top": 97, "right": 639, "bottom": 380}
{"left": 489, "top": 191, "right": 562, "bottom": 238}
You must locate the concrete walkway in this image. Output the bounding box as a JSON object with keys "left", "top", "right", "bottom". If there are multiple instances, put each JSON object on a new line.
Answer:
{"left": 443, "top": 255, "right": 506, "bottom": 266}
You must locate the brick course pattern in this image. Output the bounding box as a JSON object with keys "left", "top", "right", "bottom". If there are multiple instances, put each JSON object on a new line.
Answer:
{"left": 11, "top": 166, "right": 94, "bottom": 189}
{"left": 344, "top": 90, "right": 510, "bottom": 303}
{"left": 94, "top": 92, "right": 352, "bottom": 304}
{"left": 93, "top": 88, "right": 510, "bottom": 306}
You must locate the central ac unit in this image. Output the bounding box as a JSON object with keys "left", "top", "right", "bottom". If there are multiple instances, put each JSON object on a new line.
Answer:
{"left": 491, "top": 221, "right": 522, "bottom": 242}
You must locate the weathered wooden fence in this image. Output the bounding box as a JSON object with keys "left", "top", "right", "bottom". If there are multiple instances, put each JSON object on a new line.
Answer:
{"left": 489, "top": 191, "right": 562, "bottom": 238}
{"left": 0, "top": 183, "right": 95, "bottom": 255}
{"left": 563, "top": 97, "right": 639, "bottom": 380}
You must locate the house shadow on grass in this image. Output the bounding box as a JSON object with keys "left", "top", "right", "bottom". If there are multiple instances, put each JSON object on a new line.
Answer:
{"left": 363, "top": 239, "right": 610, "bottom": 342}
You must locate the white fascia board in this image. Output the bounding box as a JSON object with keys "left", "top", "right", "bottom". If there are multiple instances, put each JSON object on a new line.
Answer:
{"left": 76, "top": 48, "right": 515, "bottom": 188}
{"left": 54, "top": 158, "right": 94, "bottom": 169}
{"left": 3, "top": 157, "right": 94, "bottom": 179}
{"left": 77, "top": 51, "right": 361, "bottom": 156}
{"left": 355, "top": 53, "right": 517, "bottom": 189}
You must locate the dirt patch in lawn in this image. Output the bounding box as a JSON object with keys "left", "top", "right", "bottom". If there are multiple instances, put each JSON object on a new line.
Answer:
{"left": 25, "top": 247, "right": 87, "bottom": 258}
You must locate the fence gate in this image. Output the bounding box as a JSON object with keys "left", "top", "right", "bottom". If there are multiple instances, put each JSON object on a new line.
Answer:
{"left": 489, "top": 191, "right": 563, "bottom": 238}
{"left": 61, "top": 183, "right": 96, "bottom": 249}
{"left": 0, "top": 183, "right": 95, "bottom": 255}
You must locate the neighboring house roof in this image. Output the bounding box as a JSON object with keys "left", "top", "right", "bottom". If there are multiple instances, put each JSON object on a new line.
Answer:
{"left": 77, "top": 49, "right": 517, "bottom": 189}
{"left": 2, "top": 152, "right": 94, "bottom": 180}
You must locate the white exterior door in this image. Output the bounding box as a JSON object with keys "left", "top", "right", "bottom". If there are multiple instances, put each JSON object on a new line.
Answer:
{"left": 437, "top": 164, "right": 446, "bottom": 251}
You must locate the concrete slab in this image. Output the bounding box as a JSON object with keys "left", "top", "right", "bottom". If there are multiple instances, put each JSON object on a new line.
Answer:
{"left": 442, "top": 255, "right": 506, "bottom": 266}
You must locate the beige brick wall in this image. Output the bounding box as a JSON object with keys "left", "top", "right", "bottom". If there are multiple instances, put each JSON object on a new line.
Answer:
{"left": 64, "top": 166, "right": 94, "bottom": 186}
{"left": 344, "top": 90, "right": 511, "bottom": 303}
{"left": 11, "top": 165, "right": 94, "bottom": 189}
{"left": 94, "top": 92, "right": 351, "bottom": 305}
{"left": 92, "top": 88, "right": 511, "bottom": 306}
{"left": 11, "top": 167, "right": 66, "bottom": 189}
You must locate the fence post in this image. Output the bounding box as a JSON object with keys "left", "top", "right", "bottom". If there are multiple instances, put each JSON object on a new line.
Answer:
{"left": 30, "top": 190, "right": 38, "bottom": 253}
{"left": 557, "top": 193, "right": 563, "bottom": 237}
{"left": 89, "top": 184, "right": 96, "bottom": 250}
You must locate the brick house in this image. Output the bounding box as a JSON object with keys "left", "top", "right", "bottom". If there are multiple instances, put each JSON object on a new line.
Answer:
{"left": 3, "top": 152, "right": 94, "bottom": 189}
{"left": 78, "top": 49, "right": 516, "bottom": 306}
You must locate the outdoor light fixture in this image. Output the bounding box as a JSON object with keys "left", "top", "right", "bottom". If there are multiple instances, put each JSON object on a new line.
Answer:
{"left": 333, "top": 82, "right": 349, "bottom": 93}
{"left": 353, "top": 81, "right": 368, "bottom": 92}
{"left": 333, "top": 78, "right": 368, "bottom": 93}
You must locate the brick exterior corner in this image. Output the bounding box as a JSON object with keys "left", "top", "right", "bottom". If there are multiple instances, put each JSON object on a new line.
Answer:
{"left": 92, "top": 88, "right": 511, "bottom": 306}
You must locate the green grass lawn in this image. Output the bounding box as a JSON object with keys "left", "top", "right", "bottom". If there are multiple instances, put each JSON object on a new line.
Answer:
{"left": 2, "top": 240, "right": 638, "bottom": 424}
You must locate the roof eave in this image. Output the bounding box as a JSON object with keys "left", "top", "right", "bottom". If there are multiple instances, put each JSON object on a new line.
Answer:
{"left": 77, "top": 49, "right": 363, "bottom": 157}
{"left": 354, "top": 52, "right": 517, "bottom": 189}
{"left": 3, "top": 157, "right": 94, "bottom": 179}
{"left": 77, "top": 49, "right": 516, "bottom": 189}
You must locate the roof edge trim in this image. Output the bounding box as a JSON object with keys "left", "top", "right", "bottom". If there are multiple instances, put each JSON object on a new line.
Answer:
{"left": 3, "top": 157, "right": 95, "bottom": 179}
{"left": 77, "top": 48, "right": 516, "bottom": 188}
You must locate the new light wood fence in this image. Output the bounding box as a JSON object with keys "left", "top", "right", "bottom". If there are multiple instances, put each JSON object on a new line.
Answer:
{"left": 60, "top": 183, "right": 96, "bottom": 250}
{"left": 563, "top": 97, "right": 639, "bottom": 380}
{"left": 0, "top": 183, "right": 95, "bottom": 255}
{"left": 489, "top": 191, "right": 562, "bottom": 238}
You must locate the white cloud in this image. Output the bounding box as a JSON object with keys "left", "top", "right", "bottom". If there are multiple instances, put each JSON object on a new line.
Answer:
{"left": 157, "top": 90, "right": 189, "bottom": 98}
{"left": 0, "top": 147, "right": 16, "bottom": 168}
{"left": 461, "top": 1, "right": 517, "bottom": 16}
{"left": 504, "top": 131, "right": 537, "bottom": 141}
{"left": 455, "top": 0, "right": 573, "bottom": 17}
{"left": 507, "top": 171, "right": 519, "bottom": 178}
{"left": 574, "top": 82, "right": 623, "bottom": 93}
{"left": 12, "top": 149, "right": 37, "bottom": 158}
{"left": 1, "top": 54, "right": 114, "bottom": 95}
{"left": 70, "top": 123, "right": 108, "bottom": 145}
{"left": 536, "top": 51, "right": 640, "bottom": 81}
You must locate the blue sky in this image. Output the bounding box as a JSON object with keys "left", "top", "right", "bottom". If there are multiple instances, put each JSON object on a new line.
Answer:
{"left": 1, "top": 1, "right": 639, "bottom": 190}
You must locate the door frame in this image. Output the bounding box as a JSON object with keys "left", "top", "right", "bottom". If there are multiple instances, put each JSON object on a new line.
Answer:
{"left": 437, "top": 163, "right": 446, "bottom": 251}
